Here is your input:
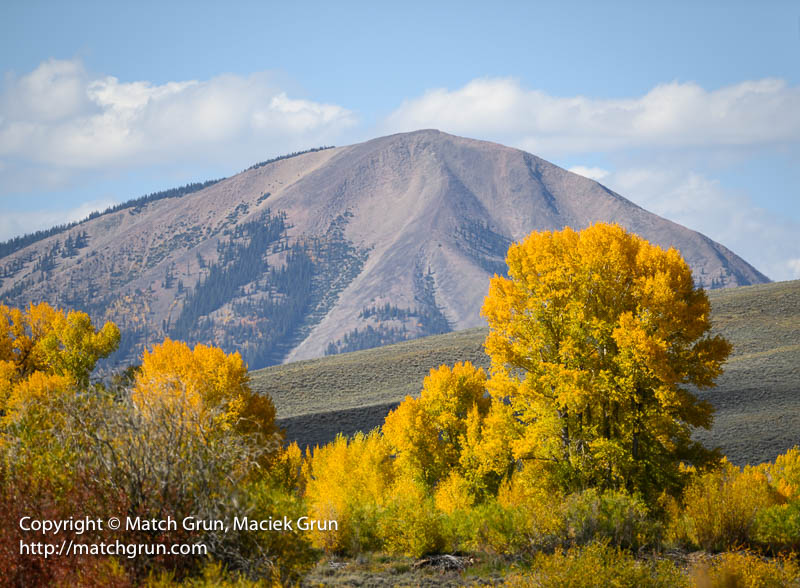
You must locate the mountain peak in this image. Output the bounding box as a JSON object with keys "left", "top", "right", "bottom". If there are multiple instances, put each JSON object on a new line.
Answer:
{"left": 0, "top": 132, "right": 768, "bottom": 368}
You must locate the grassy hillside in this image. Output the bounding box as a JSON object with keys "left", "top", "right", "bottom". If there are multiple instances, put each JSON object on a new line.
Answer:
{"left": 251, "top": 280, "right": 800, "bottom": 465}
{"left": 691, "top": 280, "right": 800, "bottom": 465}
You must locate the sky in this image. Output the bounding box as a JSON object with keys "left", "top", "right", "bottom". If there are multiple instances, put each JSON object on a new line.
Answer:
{"left": 1, "top": 0, "right": 798, "bottom": 280}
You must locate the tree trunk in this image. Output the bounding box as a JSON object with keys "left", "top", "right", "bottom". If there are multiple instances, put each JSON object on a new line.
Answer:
{"left": 557, "top": 408, "right": 570, "bottom": 459}
{"left": 632, "top": 397, "right": 642, "bottom": 460}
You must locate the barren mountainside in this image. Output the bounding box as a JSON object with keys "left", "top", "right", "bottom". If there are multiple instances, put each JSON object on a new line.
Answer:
{"left": 0, "top": 130, "right": 769, "bottom": 369}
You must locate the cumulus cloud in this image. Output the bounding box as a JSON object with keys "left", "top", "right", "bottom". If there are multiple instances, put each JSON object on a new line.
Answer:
{"left": 383, "top": 77, "right": 800, "bottom": 156}
{"left": 3, "top": 65, "right": 797, "bottom": 282}
{"left": 1, "top": 59, "right": 96, "bottom": 123}
{"left": 387, "top": 76, "right": 800, "bottom": 281}
{"left": 594, "top": 167, "right": 800, "bottom": 282}
{"left": 0, "top": 59, "right": 357, "bottom": 181}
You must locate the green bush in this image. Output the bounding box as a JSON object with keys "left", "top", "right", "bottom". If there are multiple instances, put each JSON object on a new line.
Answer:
{"left": 753, "top": 501, "right": 800, "bottom": 552}
{"left": 445, "top": 486, "right": 658, "bottom": 556}
{"left": 377, "top": 477, "right": 445, "bottom": 557}
{"left": 444, "top": 499, "right": 533, "bottom": 556}
{"left": 240, "top": 481, "right": 318, "bottom": 583}
{"left": 564, "top": 488, "right": 660, "bottom": 550}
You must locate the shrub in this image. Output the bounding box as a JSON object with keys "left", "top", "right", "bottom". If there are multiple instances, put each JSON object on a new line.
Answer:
{"left": 3, "top": 378, "right": 305, "bottom": 584}
{"left": 303, "top": 431, "right": 394, "bottom": 555}
{"left": 446, "top": 498, "right": 533, "bottom": 556}
{"left": 0, "top": 460, "right": 132, "bottom": 587}
{"left": 445, "top": 474, "right": 569, "bottom": 556}
{"left": 464, "top": 481, "right": 658, "bottom": 554}
{"left": 753, "top": 501, "right": 800, "bottom": 552}
{"left": 267, "top": 442, "right": 305, "bottom": 494}
{"left": 766, "top": 446, "right": 800, "bottom": 502}
{"left": 60, "top": 389, "right": 270, "bottom": 581}
{"left": 691, "top": 551, "right": 800, "bottom": 587}
{"left": 434, "top": 471, "right": 475, "bottom": 514}
{"left": 239, "top": 481, "right": 317, "bottom": 583}
{"left": 506, "top": 541, "right": 687, "bottom": 588}
{"left": 671, "top": 461, "right": 778, "bottom": 551}
{"left": 378, "top": 476, "right": 445, "bottom": 557}
{"left": 564, "top": 488, "right": 659, "bottom": 551}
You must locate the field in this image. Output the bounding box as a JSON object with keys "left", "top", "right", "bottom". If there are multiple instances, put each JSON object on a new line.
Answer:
{"left": 251, "top": 279, "right": 800, "bottom": 465}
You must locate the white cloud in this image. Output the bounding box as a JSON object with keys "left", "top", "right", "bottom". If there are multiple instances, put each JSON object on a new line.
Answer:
{"left": 0, "top": 59, "right": 357, "bottom": 184}
{"left": 1, "top": 59, "right": 96, "bottom": 123}
{"left": 387, "top": 77, "right": 800, "bottom": 281}
{"left": 599, "top": 167, "right": 800, "bottom": 282}
{"left": 383, "top": 77, "right": 800, "bottom": 156}
{"left": 3, "top": 65, "right": 797, "bottom": 283}
{"left": 0, "top": 198, "right": 117, "bottom": 242}
{"left": 567, "top": 166, "right": 610, "bottom": 181}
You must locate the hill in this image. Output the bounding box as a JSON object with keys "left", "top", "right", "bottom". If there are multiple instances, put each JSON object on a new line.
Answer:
{"left": 252, "top": 279, "right": 800, "bottom": 466}
{"left": 0, "top": 130, "right": 768, "bottom": 370}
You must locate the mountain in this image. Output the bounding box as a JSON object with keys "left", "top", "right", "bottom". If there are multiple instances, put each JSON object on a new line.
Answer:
{"left": 0, "top": 130, "right": 769, "bottom": 369}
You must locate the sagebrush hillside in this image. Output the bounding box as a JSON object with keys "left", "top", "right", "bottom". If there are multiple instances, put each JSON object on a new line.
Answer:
{"left": 253, "top": 279, "right": 800, "bottom": 466}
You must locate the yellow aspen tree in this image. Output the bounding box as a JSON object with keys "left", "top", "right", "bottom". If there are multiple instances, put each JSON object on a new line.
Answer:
{"left": 0, "top": 302, "right": 119, "bottom": 418}
{"left": 303, "top": 431, "right": 395, "bottom": 554}
{"left": 481, "top": 223, "right": 731, "bottom": 496}
{"left": 132, "top": 338, "right": 279, "bottom": 445}
{"left": 383, "top": 361, "right": 490, "bottom": 489}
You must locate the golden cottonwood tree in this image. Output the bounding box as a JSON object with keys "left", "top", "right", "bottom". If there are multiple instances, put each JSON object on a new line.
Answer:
{"left": 132, "top": 338, "right": 280, "bottom": 445}
{"left": 303, "top": 431, "right": 395, "bottom": 554}
{"left": 383, "top": 362, "right": 503, "bottom": 496}
{"left": 0, "top": 302, "right": 120, "bottom": 419}
{"left": 481, "top": 223, "right": 731, "bottom": 495}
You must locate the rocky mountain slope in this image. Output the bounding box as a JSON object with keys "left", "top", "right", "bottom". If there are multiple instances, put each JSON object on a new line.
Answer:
{"left": 0, "top": 130, "right": 769, "bottom": 368}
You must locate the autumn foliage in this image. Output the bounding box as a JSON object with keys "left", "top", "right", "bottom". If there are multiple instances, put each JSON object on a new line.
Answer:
{"left": 383, "top": 362, "right": 492, "bottom": 488}
{"left": 0, "top": 302, "right": 119, "bottom": 420}
{"left": 3, "top": 225, "right": 799, "bottom": 585}
{"left": 133, "top": 338, "right": 280, "bottom": 446}
{"left": 300, "top": 224, "right": 791, "bottom": 571}
{"left": 0, "top": 302, "right": 294, "bottom": 584}
{"left": 481, "top": 223, "right": 731, "bottom": 496}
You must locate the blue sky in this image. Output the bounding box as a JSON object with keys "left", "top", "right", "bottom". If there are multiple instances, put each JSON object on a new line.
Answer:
{"left": 1, "top": 0, "right": 799, "bottom": 279}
